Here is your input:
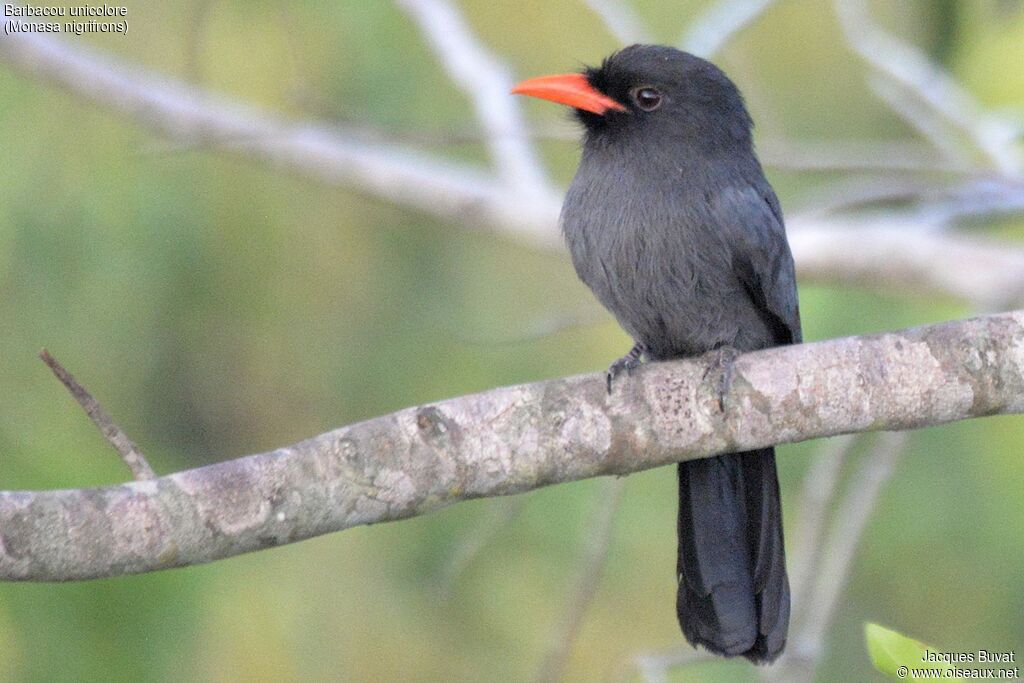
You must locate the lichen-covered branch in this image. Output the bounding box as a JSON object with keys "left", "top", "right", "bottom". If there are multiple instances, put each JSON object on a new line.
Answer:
{"left": 2, "top": 311, "right": 1022, "bottom": 583}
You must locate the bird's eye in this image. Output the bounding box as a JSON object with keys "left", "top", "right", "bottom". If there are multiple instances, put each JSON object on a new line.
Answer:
{"left": 632, "top": 87, "right": 663, "bottom": 111}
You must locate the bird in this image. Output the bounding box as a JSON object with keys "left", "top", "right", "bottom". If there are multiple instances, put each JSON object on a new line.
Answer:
{"left": 512, "top": 45, "right": 801, "bottom": 663}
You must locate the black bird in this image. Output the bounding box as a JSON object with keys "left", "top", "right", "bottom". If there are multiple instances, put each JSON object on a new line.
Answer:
{"left": 512, "top": 45, "right": 800, "bottom": 663}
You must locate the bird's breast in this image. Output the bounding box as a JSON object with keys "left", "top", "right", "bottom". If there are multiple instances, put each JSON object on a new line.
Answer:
{"left": 562, "top": 165, "right": 756, "bottom": 357}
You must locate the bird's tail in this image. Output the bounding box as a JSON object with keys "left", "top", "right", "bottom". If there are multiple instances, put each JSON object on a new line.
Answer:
{"left": 675, "top": 448, "right": 789, "bottom": 664}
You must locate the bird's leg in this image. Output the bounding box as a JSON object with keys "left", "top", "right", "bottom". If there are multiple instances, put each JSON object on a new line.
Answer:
{"left": 703, "top": 345, "right": 741, "bottom": 412}
{"left": 606, "top": 342, "right": 646, "bottom": 393}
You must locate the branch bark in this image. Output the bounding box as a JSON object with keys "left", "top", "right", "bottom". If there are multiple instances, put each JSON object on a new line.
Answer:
{"left": 2, "top": 310, "right": 1023, "bottom": 582}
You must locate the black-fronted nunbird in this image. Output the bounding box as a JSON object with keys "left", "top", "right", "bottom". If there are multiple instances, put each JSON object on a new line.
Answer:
{"left": 513, "top": 45, "right": 801, "bottom": 664}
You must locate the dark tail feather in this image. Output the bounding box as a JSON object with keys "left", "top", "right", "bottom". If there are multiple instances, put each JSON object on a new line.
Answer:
{"left": 676, "top": 448, "right": 790, "bottom": 664}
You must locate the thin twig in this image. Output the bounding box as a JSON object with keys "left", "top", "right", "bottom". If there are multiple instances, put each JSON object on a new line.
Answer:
{"left": 534, "top": 477, "right": 625, "bottom": 683}
{"left": 867, "top": 76, "right": 973, "bottom": 167}
{"left": 680, "top": 0, "right": 778, "bottom": 58}
{"left": 5, "top": 30, "right": 1024, "bottom": 298}
{"left": 801, "top": 433, "right": 906, "bottom": 661}
{"left": 786, "top": 434, "right": 860, "bottom": 618}
{"left": 786, "top": 221, "right": 1024, "bottom": 310}
{"left": 626, "top": 646, "right": 716, "bottom": 683}
{"left": 582, "top": 0, "right": 651, "bottom": 45}
{"left": 833, "top": 0, "right": 1022, "bottom": 177}
{"left": 395, "top": 0, "right": 552, "bottom": 200}
{"left": 623, "top": 437, "right": 859, "bottom": 683}
{"left": 436, "top": 495, "right": 529, "bottom": 594}
{"left": 0, "top": 30, "right": 564, "bottom": 247}
{"left": 764, "top": 432, "right": 907, "bottom": 682}
{"left": 38, "top": 349, "right": 156, "bottom": 481}
{"left": 793, "top": 176, "right": 945, "bottom": 218}
{"left": 919, "top": 177, "right": 1024, "bottom": 226}
{"left": 758, "top": 138, "right": 976, "bottom": 175}
{"left": 458, "top": 308, "right": 609, "bottom": 346}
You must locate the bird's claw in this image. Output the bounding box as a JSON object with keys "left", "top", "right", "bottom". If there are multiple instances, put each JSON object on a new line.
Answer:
{"left": 704, "top": 346, "right": 740, "bottom": 412}
{"left": 606, "top": 357, "right": 641, "bottom": 393}
{"left": 606, "top": 344, "right": 646, "bottom": 394}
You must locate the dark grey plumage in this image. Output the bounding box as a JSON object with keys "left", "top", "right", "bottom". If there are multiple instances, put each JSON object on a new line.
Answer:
{"left": 560, "top": 45, "right": 801, "bottom": 663}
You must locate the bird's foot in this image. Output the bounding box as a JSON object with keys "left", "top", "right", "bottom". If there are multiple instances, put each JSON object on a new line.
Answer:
{"left": 606, "top": 343, "right": 646, "bottom": 394}
{"left": 703, "top": 345, "right": 741, "bottom": 412}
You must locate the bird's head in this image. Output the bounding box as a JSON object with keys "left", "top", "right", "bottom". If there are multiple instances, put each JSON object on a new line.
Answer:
{"left": 513, "top": 45, "right": 753, "bottom": 153}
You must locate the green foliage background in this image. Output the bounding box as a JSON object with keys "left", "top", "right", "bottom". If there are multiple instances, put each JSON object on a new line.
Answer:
{"left": 1, "top": 1, "right": 1022, "bottom": 681}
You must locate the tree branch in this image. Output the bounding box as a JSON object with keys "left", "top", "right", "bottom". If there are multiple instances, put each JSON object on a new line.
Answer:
{"left": 680, "top": 0, "right": 778, "bottom": 58}
{"left": 0, "top": 30, "right": 562, "bottom": 248}
{"left": 787, "top": 223, "right": 1024, "bottom": 309}
{"left": 38, "top": 349, "right": 156, "bottom": 481}
{"left": 535, "top": 477, "right": 624, "bottom": 683}
{"left": 833, "top": 0, "right": 1022, "bottom": 176}
{"left": 436, "top": 494, "right": 528, "bottom": 593}
{"left": 2, "top": 311, "right": 1022, "bottom": 582}
{"left": 583, "top": 0, "right": 651, "bottom": 45}
{"left": 631, "top": 647, "right": 714, "bottom": 683}
{"left": 757, "top": 138, "right": 975, "bottom": 175}
{"left": 785, "top": 434, "right": 859, "bottom": 616}
{"left": 765, "top": 431, "right": 908, "bottom": 682}
{"left": 395, "top": 0, "right": 553, "bottom": 200}
{"left": 3, "top": 31, "right": 1024, "bottom": 306}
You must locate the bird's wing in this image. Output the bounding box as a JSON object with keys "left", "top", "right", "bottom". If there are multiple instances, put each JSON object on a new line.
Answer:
{"left": 713, "top": 184, "right": 802, "bottom": 345}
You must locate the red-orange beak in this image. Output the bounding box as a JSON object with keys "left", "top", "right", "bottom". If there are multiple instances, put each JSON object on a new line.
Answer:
{"left": 511, "top": 73, "right": 626, "bottom": 115}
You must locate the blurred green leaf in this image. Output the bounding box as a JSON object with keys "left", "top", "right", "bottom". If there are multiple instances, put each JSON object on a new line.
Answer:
{"left": 866, "top": 622, "right": 953, "bottom": 680}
